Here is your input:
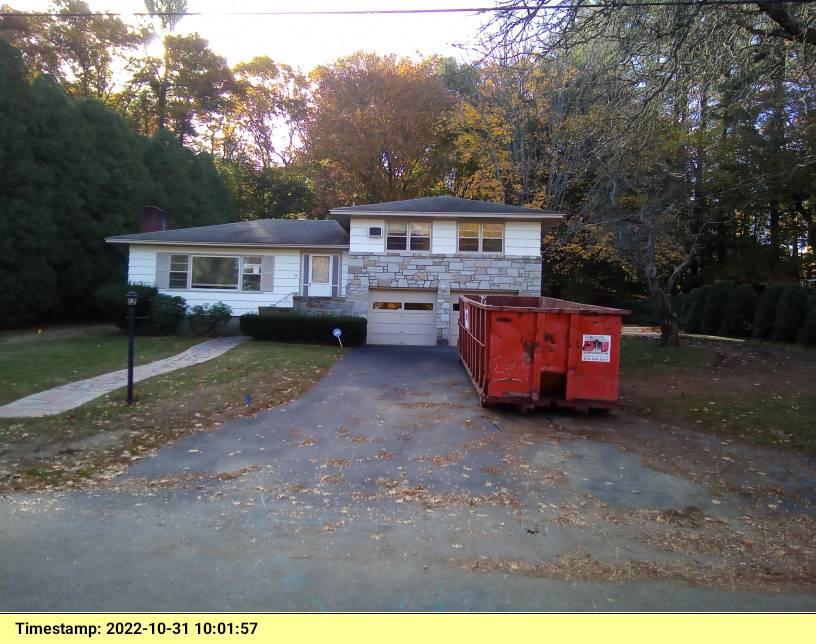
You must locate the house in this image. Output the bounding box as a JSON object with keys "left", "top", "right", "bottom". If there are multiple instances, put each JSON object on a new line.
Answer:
{"left": 106, "top": 196, "right": 563, "bottom": 346}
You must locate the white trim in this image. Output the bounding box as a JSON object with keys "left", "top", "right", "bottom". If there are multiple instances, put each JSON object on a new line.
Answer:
{"left": 332, "top": 210, "right": 561, "bottom": 220}
{"left": 107, "top": 239, "right": 348, "bottom": 249}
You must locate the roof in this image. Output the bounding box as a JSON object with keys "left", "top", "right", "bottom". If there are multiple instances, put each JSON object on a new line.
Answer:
{"left": 330, "top": 196, "right": 563, "bottom": 220}
{"left": 106, "top": 218, "right": 349, "bottom": 248}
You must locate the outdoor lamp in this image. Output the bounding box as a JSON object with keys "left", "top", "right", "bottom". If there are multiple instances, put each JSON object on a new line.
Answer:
{"left": 126, "top": 291, "right": 137, "bottom": 404}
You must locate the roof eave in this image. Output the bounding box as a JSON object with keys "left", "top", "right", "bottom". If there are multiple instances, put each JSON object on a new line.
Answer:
{"left": 330, "top": 210, "right": 564, "bottom": 223}
{"left": 105, "top": 238, "right": 349, "bottom": 249}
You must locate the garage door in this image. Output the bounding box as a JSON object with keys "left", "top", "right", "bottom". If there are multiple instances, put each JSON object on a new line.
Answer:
{"left": 450, "top": 291, "right": 517, "bottom": 346}
{"left": 368, "top": 289, "right": 437, "bottom": 346}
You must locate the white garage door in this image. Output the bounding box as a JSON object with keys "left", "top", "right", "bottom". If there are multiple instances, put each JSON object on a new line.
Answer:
{"left": 368, "top": 289, "right": 437, "bottom": 346}
{"left": 449, "top": 291, "right": 517, "bottom": 346}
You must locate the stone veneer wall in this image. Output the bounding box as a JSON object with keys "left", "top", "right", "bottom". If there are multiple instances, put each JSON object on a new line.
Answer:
{"left": 346, "top": 252, "right": 542, "bottom": 343}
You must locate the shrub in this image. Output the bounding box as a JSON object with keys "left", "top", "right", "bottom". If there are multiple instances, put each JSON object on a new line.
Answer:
{"left": 240, "top": 312, "right": 367, "bottom": 346}
{"left": 94, "top": 282, "right": 157, "bottom": 329}
{"left": 771, "top": 284, "right": 810, "bottom": 343}
{"left": 149, "top": 294, "right": 186, "bottom": 335}
{"left": 753, "top": 283, "right": 786, "bottom": 340}
{"left": 797, "top": 294, "right": 816, "bottom": 346}
{"left": 683, "top": 285, "right": 709, "bottom": 334}
{"left": 719, "top": 284, "right": 758, "bottom": 337}
{"left": 187, "top": 302, "right": 233, "bottom": 336}
{"left": 700, "top": 280, "right": 735, "bottom": 335}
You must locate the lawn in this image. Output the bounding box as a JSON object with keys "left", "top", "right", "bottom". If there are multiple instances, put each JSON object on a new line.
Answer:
{"left": 0, "top": 325, "right": 200, "bottom": 405}
{"left": 0, "top": 341, "right": 343, "bottom": 491}
{"left": 620, "top": 336, "right": 816, "bottom": 452}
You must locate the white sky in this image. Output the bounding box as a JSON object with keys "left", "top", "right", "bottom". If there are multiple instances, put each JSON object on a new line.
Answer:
{"left": 12, "top": 0, "right": 493, "bottom": 71}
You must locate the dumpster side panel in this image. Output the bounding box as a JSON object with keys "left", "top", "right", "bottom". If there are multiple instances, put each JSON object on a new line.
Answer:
{"left": 565, "top": 314, "right": 623, "bottom": 402}
{"left": 484, "top": 310, "right": 537, "bottom": 399}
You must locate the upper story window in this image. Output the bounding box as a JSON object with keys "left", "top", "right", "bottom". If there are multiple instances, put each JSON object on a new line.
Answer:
{"left": 458, "top": 222, "right": 504, "bottom": 253}
{"left": 386, "top": 222, "right": 431, "bottom": 251}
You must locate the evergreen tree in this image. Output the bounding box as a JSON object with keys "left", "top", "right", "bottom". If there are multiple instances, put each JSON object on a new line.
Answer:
{"left": 771, "top": 284, "right": 809, "bottom": 343}
{"left": 700, "top": 281, "right": 735, "bottom": 335}
{"left": 753, "top": 284, "right": 786, "bottom": 340}
{"left": 720, "top": 284, "right": 758, "bottom": 337}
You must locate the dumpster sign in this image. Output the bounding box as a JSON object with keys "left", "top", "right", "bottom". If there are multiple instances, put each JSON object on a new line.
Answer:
{"left": 581, "top": 335, "right": 611, "bottom": 362}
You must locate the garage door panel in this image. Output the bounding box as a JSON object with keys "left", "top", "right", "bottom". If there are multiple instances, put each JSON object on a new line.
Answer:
{"left": 368, "top": 289, "right": 436, "bottom": 346}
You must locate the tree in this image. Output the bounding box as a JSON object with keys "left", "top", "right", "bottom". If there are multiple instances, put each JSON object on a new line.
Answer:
{"left": 302, "top": 52, "right": 456, "bottom": 211}
{"left": 0, "top": 0, "right": 141, "bottom": 98}
{"left": 217, "top": 160, "right": 315, "bottom": 220}
{"left": 123, "top": 32, "right": 234, "bottom": 144}
{"left": 228, "top": 56, "right": 309, "bottom": 169}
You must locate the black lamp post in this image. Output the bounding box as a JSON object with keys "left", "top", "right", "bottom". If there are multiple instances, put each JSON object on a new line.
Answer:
{"left": 127, "top": 291, "right": 138, "bottom": 405}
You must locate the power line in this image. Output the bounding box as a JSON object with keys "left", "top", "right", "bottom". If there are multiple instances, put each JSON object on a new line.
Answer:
{"left": 0, "top": 1, "right": 810, "bottom": 19}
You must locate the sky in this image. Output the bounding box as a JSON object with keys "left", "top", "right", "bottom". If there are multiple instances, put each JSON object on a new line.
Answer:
{"left": 12, "top": 0, "right": 494, "bottom": 71}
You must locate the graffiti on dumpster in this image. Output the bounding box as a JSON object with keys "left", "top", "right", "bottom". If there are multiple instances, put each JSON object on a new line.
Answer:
{"left": 581, "top": 334, "right": 611, "bottom": 362}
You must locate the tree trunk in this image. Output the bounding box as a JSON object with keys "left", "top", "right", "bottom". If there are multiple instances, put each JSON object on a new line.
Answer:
{"left": 644, "top": 228, "right": 679, "bottom": 346}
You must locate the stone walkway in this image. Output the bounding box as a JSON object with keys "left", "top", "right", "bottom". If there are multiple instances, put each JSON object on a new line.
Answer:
{"left": 0, "top": 336, "right": 250, "bottom": 418}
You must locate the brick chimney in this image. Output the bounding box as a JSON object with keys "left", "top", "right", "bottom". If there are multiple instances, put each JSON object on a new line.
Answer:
{"left": 140, "top": 206, "right": 167, "bottom": 233}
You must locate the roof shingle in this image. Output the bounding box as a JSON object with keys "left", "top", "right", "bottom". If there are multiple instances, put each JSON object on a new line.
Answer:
{"left": 106, "top": 218, "right": 349, "bottom": 247}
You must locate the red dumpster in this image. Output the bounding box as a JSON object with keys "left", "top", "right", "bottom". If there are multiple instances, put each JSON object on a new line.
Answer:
{"left": 457, "top": 295, "right": 630, "bottom": 410}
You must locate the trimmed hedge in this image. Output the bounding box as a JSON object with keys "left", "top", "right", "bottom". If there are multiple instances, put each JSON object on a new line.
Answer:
{"left": 700, "top": 280, "right": 735, "bottom": 335}
{"left": 94, "top": 282, "right": 157, "bottom": 329}
{"left": 753, "top": 283, "right": 786, "bottom": 340}
{"left": 683, "top": 285, "right": 709, "bottom": 334}
{"left": 240, "top": 312, "right": 367, "bottom": 346}
{"left": 719, "top": 284, "right": 758, "bottom": 337}
{"left": 772, "top": 284, "right": 810, "bottom": 343}
{"left": 797, "top": 295, "right": 816, "bottom": 346}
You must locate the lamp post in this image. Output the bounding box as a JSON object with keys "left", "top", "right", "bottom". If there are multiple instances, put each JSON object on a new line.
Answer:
{"left": 127, "top": 291, "right": 137, "bottom": 405}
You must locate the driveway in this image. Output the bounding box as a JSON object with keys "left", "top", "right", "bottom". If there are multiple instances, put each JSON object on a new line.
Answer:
{"left": 1, "top": 347, "right": 815, "bottom": 611}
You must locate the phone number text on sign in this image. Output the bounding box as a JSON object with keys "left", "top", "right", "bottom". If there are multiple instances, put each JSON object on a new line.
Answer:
{"left": 581, "top": 334, "right": 611, "bottom": 362}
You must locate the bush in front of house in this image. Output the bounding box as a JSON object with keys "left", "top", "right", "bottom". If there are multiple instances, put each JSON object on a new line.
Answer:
{"left": 149, "top": 294, "right": 186, "bottom": 335}
{"left": 240, "top": 312, "right": 367, "bottom": 346}
{"left": 187, "top": 302, "right": 232, "bottom": 336}
{"left": 700, "top": 280, "right": 735, "bottom": 335}
{"left": 94, "top": 282, "right": 157, "bottom": 329}
{"left": 683, "top": 285, "right": 709, "bottom": 333}
{"left": 719, "top": 283, "right": 758, "bottom": 337}
{"left": 771, "top": 284, "right": 810, "bottom": 343}
{"left": 753, "top": 283, "right": 786, "bottom": 340}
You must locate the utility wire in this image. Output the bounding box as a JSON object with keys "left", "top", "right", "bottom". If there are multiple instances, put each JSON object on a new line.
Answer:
{"left": 0, "top": 1, "right": 811, "bottom": 19}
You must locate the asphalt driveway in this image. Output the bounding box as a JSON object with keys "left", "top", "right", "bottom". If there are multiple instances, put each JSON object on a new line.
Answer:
{"left": 2, "top": 346, "right": 815, "bottom": 611}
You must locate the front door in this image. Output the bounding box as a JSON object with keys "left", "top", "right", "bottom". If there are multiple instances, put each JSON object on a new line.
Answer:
{"left": 309, "top": 255, "right": 332, "bottom": 297}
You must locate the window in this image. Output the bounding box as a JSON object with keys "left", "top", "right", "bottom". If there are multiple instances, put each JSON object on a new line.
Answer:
{"left": 482, "top": 223, "right": 504, "bottom": 252}
{"left": 409, "top": 223, "right": 431, "bottom": 251}
{"left": 386, "top": 222, "right": 431, "bottom": 251}
{"left": 191, "top": 256, "right": 239, "bottom": 289}
{"left": 241, "top": 256, "right": 262, "bottom": 291}
{"left": 457, "top": 223, "right": 504, "bottom": 253}
{"left": 372, "top": 301, "right": 402, "bottom": 310}
{"left": 311, "top": 255, "right": 330, "bottom": 283}
{"left": 457, "top": 223, "right": 480, "bottom": 252}
{"left": 168, "top": 254, "right": 267, "bottom": 291}
{"left": 169, "top": 255, "right": 189, "bottom": 289}
{"left": 404, "top": 302, "right": 433, "bottom": 311}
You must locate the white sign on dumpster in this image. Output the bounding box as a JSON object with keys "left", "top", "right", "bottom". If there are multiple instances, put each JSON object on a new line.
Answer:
{"left": 581, "top": 334, "right": 611, "bottom": 362}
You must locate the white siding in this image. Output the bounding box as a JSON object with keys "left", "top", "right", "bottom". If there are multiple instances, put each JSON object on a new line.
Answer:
{"left": 349, "top": 218, "right": 385, "bottom": 253}
{"left": 126, "top": 245, "right": 302, "bottom": 315}
{"left": 432, "top": 221, "right": 456, "bottom": 254}
{"left": 128, "top": 247, "right": 158, "bottom": 286}
{"left": 505, "top": 221, "right": 542, "bottom": 257}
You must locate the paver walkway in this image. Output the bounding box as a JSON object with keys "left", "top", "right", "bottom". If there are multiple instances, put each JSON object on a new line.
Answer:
{"left": 0, "top": 336, "right": 249, "bottom": 418}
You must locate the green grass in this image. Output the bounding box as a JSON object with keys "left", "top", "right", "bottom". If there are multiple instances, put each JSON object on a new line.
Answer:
{"left": 0, "top": 327, "right": 200, "bottom": 405}
{"left": 620, "top": 336, "right": 816, "bottom": 452}
{"left": 0, "top": 341, "right": 343, "bottom": 491}
{"left": 620, "top": 336, "right": 708, "bottom": 371}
